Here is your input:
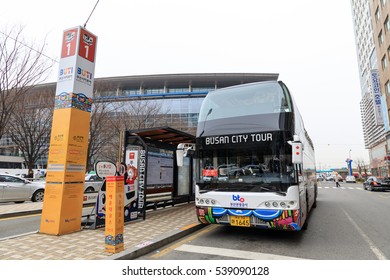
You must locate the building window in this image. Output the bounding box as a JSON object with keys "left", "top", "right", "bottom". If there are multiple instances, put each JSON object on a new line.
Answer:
{"left": 168, "top": 88, "right": 190, "bottom": 93}
{"left": 379, "top": 30, "right": 384, "bottom": 45}
{"left": 382, "top": 54, "right": 388, "bottom": 70}
{"left": 144, "top": 88, "right": 164, "bottom": 94}
{"left": 386, "top": 80, "right": 390, "bottom": 95}
{"left": 122, "top": 89, "right": 141, "bottom": 95}
{"left": 376, "top": 6, "right": 381, "bottom": 21}
{"left": 385, "top": 16, "right": 390, "bottom": 32}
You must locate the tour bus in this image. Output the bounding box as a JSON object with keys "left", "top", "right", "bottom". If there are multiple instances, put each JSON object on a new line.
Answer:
{"left": 177, "top": 80, "right": 317, "bottom": 231}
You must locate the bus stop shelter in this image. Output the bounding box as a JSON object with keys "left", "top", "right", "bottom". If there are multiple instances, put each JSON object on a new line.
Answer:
{"left": 122, "top": 126, "right": 195, "bottom": 220}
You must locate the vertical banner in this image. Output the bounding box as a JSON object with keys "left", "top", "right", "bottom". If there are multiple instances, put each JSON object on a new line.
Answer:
{"left": 40, "top": 26, "right": 97, "bottom": 235}
{"left": 104, "top": 176, "right": 124, "bottom": 254}
{"left": 124, "top": 148, "right": 140, "bottom": 220}
{"left": 370, "top": 69, "right": 384, "bottom": 126}
{"left": 126, "top": 146, "right": 146, "bottom": 217}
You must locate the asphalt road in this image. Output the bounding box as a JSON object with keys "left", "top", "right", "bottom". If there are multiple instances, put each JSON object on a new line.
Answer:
{"left": 0, "top": 206, "right": 96, "bottom": 240}
{"left": 138, "top": 181, "right": 390, "bottom": 260}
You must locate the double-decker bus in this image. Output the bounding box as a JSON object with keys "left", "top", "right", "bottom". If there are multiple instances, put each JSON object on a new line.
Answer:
{"left": 177, "top": 80, "right": 317, "bottom": 231}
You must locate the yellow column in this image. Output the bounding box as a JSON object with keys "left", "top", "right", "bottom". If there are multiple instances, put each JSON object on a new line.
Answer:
{"left": 105, "top": 176, "right": 125, "bottom": 253}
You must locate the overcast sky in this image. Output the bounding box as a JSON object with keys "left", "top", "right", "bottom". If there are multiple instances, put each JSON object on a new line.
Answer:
{"left": 0, "top": 0, "right": 367, "bottom": 169}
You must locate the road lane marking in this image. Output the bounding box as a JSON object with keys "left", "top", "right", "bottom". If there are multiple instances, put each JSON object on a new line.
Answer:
{"left": 149, "top": 224, "right": 218, "bottom": 259}
{"left": 342, "top": 209, "right": 387, "bottom": 260}
{"left": 175, "top": 244, "right": 305, "bottom": 260}
{"left": 0, "top": 213, "right": 41, "bottom": 221}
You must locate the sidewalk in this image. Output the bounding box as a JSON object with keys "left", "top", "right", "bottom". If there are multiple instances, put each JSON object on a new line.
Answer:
{"left": 0, "top": 201, "right": 203, "bottom": 260}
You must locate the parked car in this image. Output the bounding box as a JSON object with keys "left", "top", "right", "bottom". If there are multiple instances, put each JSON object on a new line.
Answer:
{"left": 0, "top": 174, "right": 45, "bottom": 203}
{"left": 84, "top": 174, "right": 103, "bottom": 193}
{"left": 363, "top": 176, "right": 390, "bottom": 191}
{"left": 345, "top": 175, "right": 356, "bottom": 183}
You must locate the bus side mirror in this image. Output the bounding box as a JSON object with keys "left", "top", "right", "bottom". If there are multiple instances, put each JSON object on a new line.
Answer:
{"left": 292, "top": 142, "right": 303, "bottom": 164}
{"left": 176, "top": 143, "right": 196, "bottom": 167}
{"left": 288, "top": 135, "right": 303, "bottom": 164}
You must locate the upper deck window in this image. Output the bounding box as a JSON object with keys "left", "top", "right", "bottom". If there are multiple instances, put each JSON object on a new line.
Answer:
{"left": 198, "top": 82, "right": 292, "bottom": 122}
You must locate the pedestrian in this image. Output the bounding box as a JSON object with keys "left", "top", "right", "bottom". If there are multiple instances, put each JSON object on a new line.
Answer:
{"left": 335, "top": 176, "right": 340, "bottom": 187}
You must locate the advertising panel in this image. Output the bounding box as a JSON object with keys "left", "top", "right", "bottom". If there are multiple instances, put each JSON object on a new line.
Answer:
{"left": 147, "top": 148, "right": 174, "bottom": 187}
{"left": 92, "top": 148, "right": 141, "bottom": 229}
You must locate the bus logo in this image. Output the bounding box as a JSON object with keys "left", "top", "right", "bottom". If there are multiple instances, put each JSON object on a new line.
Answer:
{"left": 232, "top": 195, "right": 245, "bottom": 202}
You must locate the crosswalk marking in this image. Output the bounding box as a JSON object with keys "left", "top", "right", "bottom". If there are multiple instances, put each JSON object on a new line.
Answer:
{"left": 175, "top": 244, "right": 305, "bottom": 260}
{"left": 318, "top": 186, "right": 363, "bottom": 191}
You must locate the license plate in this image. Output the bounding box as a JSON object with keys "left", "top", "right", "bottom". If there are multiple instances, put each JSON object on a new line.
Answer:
{"left": 230, "top": 216, "right": 250, "bottom": 227}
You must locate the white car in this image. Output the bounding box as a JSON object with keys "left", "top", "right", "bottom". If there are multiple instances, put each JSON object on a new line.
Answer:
{"left": 345, "top": 175, "right": 356, "bottom": 183}
{"left": 84, "top": 174, "right": 103, "bottom": 193}
{"left": 0, "top": 174, "right": 45, "bottom": 203}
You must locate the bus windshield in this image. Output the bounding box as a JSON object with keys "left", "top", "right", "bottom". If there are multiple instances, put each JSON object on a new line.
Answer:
{"left": 198, "top": 81, "right": 292, "bottom": 122}
{"left": 196, "top": 145, "right": 297, "bottom": 194}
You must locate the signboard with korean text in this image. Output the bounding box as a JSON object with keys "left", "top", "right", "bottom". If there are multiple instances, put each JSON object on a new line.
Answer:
{"left": 370, "top": 69, "right": 384, "bottom": 126}
{"left": 104, "top": 176, "right": 124, "bottom": 254}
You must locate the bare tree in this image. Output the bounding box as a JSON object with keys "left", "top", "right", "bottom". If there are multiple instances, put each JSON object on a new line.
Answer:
{"left": 6, "top": 88, "right": 54, "bottom": 177}
{"left": 86, "top": 100, "right": 117, "bottom": 171}
{"left": 0, "top": 26, "right": 53, "bottom": 140}
{"left": 96, "top": 99, "right": 170, "bottom": 164}
{"left": 354, "top": 158, "right": 369, "bottom": 178}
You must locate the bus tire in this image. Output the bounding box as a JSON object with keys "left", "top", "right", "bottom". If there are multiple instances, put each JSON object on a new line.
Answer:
{"left": 302, "top": 195, "right": 309, "bottom": 230}
{"left": 312, "top": 191, "right": 317, "bottom": 208}
{"left": 302, "top": 220, "right": 308, "bottom": 230}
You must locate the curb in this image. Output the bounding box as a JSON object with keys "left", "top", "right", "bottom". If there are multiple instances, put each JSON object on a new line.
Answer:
{"left": 0, "top": 203, "right": 96, "bottom": 220}
{"left": 0, "top": 209, "right": 42, "bottom": 219}
{"left": 106, "top": 223, "right": 207, "bottom": 260}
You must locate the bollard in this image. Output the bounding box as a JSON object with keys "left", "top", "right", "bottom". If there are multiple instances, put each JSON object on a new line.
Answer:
{"left": 104, "top": 176, "right": 124, "bottom": 253}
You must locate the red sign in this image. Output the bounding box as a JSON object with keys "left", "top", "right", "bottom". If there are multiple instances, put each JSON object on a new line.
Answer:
{"left": 61, "top": 28, "right": 78, "bottom": 58}
{"left": 202, "top": 169, "right": 218, "bottom": 177}
{"left": 79, "top": 28, "right": 97, "bottom": 62}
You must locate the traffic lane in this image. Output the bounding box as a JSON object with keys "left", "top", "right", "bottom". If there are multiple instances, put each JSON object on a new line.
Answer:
{"left": 336, "top": 182, "right": 390, "bottom": 259}
{"left": 140, "top": 183, "right": 385, "bottom": 260}
{"left": 0, "top": 214, "right": 41, "bottom": 240}
{"left": 0, "top": 206, "right": 96, "bottom": 240}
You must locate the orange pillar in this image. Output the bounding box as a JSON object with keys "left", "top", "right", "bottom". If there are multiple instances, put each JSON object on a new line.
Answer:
{"left": 40, "top": 26, "right": 97, "bottom": 235}
{"left": 105, "top": 176, "right": 125, "bottom": 253}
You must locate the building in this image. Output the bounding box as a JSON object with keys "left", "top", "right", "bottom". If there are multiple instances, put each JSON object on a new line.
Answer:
{"left": 0, "top": 73, "right": 278, "bottom": 167}
{"left": 351, "top": 0, "right": 388, "bottom": 177}
{"left": 369, "top": 0, "right": 390, "bottom": 176}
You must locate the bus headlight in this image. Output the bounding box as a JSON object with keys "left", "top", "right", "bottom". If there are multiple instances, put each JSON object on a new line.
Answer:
{"left": 196, "top": 198, "right": 217, "bottom": 206}
{"left": 264, "top": 200, "right": 295, "bottom": 209}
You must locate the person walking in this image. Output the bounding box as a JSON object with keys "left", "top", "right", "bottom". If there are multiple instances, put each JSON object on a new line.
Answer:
{"left": 335, "top": 175, "right": 341, "bottom": 187}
